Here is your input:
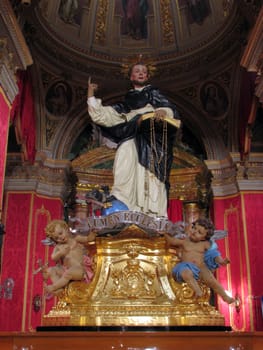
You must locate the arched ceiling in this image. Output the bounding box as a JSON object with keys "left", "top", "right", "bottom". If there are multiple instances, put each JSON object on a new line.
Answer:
{"left": 36, "top": 1, "right": 234, "bottom": 60}
{"left": 16, "top": 0, "right": 241, "bottom": 83}
{"left": 9, "top": 0, "right": 262, "bottom": 163}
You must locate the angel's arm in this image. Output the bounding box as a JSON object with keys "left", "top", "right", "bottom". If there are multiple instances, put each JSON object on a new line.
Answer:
{"left": 51, "top": 244, "right": 68, "bottom": 262}
{"left": 76, "top": 231, "right": 96, "bottom": 244}
{"left": 164, "top": 233, "right": 185, "bottom": 247}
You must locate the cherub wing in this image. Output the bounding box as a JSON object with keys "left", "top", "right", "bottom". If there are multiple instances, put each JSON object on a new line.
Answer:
{"left": 41, "top": 238, "right": 55, "bottom": 246}
{"left": 212, "top": 229, "right": 228, "bottom": 241}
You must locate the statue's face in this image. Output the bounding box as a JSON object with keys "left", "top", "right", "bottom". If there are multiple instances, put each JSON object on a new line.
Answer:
{"left": 52, "top": 224, "right": 69, "bottom": 243}
{"left": 130, "top": 64, "right": 149, "bottom": 87}
{"left": 189, "top": 223, "right": 208, "bottom": 242}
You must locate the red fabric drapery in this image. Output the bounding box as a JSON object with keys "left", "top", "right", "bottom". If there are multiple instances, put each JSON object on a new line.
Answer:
{"left": 242, "top": 192, "right": 263, "bottom": 331}
{"left": 212, "top": 193, "right": 263, "bottom": 331}
{"left": 0, "top": 192, "right": 63, "bottom": 331}
{"left": 0, "top": 92, "right": 10, "bottom": 207}
{"left": 167, "top": 198, "right": 183, "bottom": 222}
{"left": 10, "top": 70, "right": 36, "bottom": 163}
{"left": 213, "top": 196, "right": 248, "bottom": 330}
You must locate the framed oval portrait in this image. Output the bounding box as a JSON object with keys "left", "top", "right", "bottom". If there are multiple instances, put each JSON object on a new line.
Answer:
{"left": 45, "top": 81, "right": 72, "bottom": 116}
{"left": 200, "top": 81, "right": 229, "bottom": 119}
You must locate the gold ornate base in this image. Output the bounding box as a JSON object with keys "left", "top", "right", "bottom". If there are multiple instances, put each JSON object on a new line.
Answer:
{"left": 43, "top": 226, "right": 225, "bottom": 327}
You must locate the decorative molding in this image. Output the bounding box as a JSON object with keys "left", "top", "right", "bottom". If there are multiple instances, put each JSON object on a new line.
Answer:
{"left": 160, "top": 0, "right": 175, "bottom": 45}
{"left": 94, "top": 0, "right": 108, "bottom": 45}
{"left": 0, "top": 52, "right": 18, "bottom": 102}
{"left": 231, "top": 152, "right": 263, "bottom": 191}
{"left": 0, "top": 0, "right": 32, "bottom": 68}
{"left": 205, "top": 157, "right": 239, "bottom": 196}
{"left": 0, "top": 0, "right": 33, "bottom": 102}
{"left": 4, "top": 158, "right": 72, "bottom": 199}
{"left": 206, "top": 151, "right": 263, "bottom": 194}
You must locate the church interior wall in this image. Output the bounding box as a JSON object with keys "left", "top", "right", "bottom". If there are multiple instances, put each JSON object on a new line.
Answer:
{"left": 0, "top": 0, "right": 262, "bottom": 339}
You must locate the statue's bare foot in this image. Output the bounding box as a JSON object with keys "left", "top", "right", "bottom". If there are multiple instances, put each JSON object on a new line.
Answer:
{"left": 221, "top": 258, "right": 230, "bottom": 266}
{"left": 222, "top": 294, "right": 236, "bottom": 304}
{"left": 195, "top": 294, "right": 203, "bottom": 299}
{"left": 194, "top": 290, "right": 203, "bottom": 298}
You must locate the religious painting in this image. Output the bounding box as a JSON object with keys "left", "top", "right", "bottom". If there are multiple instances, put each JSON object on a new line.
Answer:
{"left": 45, "top": 81, "right": 72, "bottom": 116}
{"left": 115, "top": 0, "right": 150, "bottom": 40}
{"left": 58, "top": 0, "right": 86, "bottom": 25}
{"left": 179, "top": 0, "right": 211, "bottom": 25}
{"left": 200, "top": 81, "right": 229, "bottom": 119}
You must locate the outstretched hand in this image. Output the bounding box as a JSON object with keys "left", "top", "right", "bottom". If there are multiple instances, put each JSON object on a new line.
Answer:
{"left": 87, "top": 77, "right": 98, "bottom": 98}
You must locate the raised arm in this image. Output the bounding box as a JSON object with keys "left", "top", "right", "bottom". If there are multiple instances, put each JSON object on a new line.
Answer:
{"left": 87, "top": 76, "right": 98, "bottom": 98}
{"left": 76, "top": 230, "right": 96, "bottom": 244}
{"left": 164, "top": 232, "right": 185, "bottom": 247}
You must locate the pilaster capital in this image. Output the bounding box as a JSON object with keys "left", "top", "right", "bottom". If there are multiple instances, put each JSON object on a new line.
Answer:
{"left": 0, "top": 0, "right": 33, "bottom": 102}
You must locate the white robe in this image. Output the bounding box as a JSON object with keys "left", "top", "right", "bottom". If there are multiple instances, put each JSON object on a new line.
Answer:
{"left": 87, "top": 96, "right": 174, "bottom": 217}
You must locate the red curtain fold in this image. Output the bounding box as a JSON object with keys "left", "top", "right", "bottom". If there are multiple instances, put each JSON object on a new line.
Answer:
{"left": 168, "top": 198, "right": 183, "bottom": 222}
{"left": 213, "top": 196, "right": 248, "bottom": 330}
{"left": 0, "top": 193, "right": 32, "bottom": 331}
{"left": 242, "top": 192, "right": 263, "bottom": 331}
{"left": 10, "top": 70, "right": 36, "bottom": 163}
{"left": 0, "top": 92, "right": 10, "bottom": 207}
{"left": 0, "top": 192, "right": 63, "bottom": 331}
{"left": 213, "top": 193, "right": 263, "bottom": 331}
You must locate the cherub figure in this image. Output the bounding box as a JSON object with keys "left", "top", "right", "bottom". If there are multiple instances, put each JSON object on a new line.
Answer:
{"left": 42, "top": 219, "right": 96, "bottom": 295}
{"left": 164, "top": 218, "right": 235, "bottom": 304}
{"left": 169, "top": 220, "right": 230, "bottom": 271}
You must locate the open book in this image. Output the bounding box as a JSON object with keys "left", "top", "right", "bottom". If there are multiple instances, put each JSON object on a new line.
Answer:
{"left": 139, "top": 112, "right": 181, "bottom": 128}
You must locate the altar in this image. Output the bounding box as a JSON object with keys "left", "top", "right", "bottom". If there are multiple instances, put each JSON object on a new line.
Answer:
{"left": 41, "top": 215, "right": 226, "bottom": 328}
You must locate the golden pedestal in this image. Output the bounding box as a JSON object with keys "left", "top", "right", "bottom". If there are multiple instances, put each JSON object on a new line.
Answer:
{"left": 43, "top": 224, "right": 225, "bottom": 327}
